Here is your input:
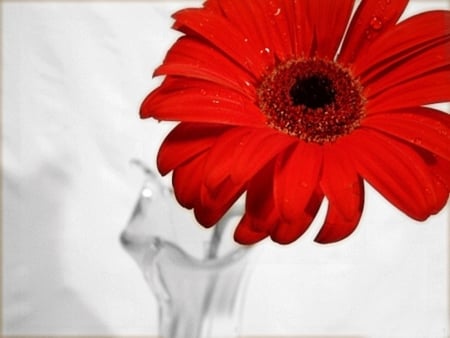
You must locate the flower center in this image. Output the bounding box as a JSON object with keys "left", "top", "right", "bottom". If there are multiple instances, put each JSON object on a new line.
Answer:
{"left": 290, "top": 75, "right": 335, "bottom": 108}
{"left": 257, "top": 58, "right": 365, "bottom": 143}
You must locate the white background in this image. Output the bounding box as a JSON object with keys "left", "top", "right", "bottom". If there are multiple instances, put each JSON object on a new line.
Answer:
{"left": 2, "top": 0, "right": 449, "bottom": 337}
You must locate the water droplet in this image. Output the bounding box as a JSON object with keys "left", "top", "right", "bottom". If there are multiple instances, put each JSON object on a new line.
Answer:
{"left": 212, "top": 99, "right": 220, "bottom": 104}
{"left": 370, "top": 16, "right": 383, "bottom": 30}
{"left": 259, "top": 47, "right": 271, "bottom": 54}
{"left": 244, "top": 80, "right": 251, "bottom": 87}
{"left": 200, "top": 89, "right": 207, "bottom": 96}
{"left": 412, "top": 137, "right": 423, "bottom": 145}
{"left": 438, "top": 128, "right": 448, "bottom": 136}
{"left": 365, "top": 29, "right": 373, "bottom": 40}
{"left": 274, "top": 8, "right": 281, "bottom": 16}
{"left": 243, "top": 37, "right": 249, "bottom": 43}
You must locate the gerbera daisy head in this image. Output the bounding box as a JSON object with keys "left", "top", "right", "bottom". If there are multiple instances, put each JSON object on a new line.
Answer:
{"left": 140, "top": 0, "right": 450, "bottom": 245}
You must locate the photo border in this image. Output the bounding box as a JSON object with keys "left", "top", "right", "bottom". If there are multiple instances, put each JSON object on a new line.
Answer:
{"left": 0, "top": 0, "right": 448, "bottom": 337}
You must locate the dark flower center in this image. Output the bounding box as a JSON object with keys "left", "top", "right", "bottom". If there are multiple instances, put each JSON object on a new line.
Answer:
{"left": 290, "top": 75, "right": 335, "bottom": 108}
{"left": 257, "top": 58, "right": 365, "bottom": 143}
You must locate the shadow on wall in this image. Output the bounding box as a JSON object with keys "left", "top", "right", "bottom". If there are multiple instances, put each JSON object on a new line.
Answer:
{"left": 3, "top": 161, "right": 111, "bottom": 335}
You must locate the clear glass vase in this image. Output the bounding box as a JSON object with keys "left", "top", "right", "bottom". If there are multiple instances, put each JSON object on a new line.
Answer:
{"left": 120, "top": 160, "right": 253, "bottom": 338}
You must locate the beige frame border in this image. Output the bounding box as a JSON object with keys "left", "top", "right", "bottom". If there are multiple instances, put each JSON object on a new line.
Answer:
{"left": 0, "top": 0, "right": 448, "bottom": 337}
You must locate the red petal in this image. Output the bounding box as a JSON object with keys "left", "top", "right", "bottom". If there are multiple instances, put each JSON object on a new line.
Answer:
{"left": 288, "top": 0, "right": 314, "bottom": 57}
{"left": 230, "top": 129, "right": 296, "bottom": 186}
{"left": 314, "top": 193, "right": 363, "bottom": 244}
{"left": 273, "top": 142, "right": 323, "bottom": 225}
{"left": 251, "top": 0, "right": 296, "bottom": 60}
{"left": 271, "top": 187, "right": 324, "bottom": 244}
{"left": 244, "top": 163, "right": 280, "bottom": 234}
{"left": 343, "top": 130, "right": 438, "bottom": 220}
{"left": 157, "top": 123, "right": 230, "bottom": 175}
{"left": 353, "top": 11, "right": 450, "bottom": 76}
{"left": 194, "top": 177, "right": 245, "bottom": 227}
{"left": 203, "top": 127, "right": 253, "bottom": 191}
{"left": 416, "top": 150, "right": 450, "bottom": 214}
{"left": 315, "top": 144, "right": 364, "bottom": 244}
{"left": 362, "top": 37, "right": 450, "bottom": 96}
{"left": 172, "top": 153, "right": 206, "bottom": 209}
{"left": 204, "top": 127, "right": 296, "bottom": 192}
{"left": 234, "top": 215, "right": 268, "bottom": 245}
{"left": 320, "top": 143, "right": 364, "bottom": 222}
{"left": 366, "top": 69, "right": 450, "bottom": 113}
{"left": 305, "top": 0, "right": 355, "bottom": 58}
{"left": 338, "top": 0, "right": 408, "bottom": 63}
{"left": 140, "top": 77, "right": 265, "bottom": 126}
{"left": 212, "top": 0, "right": 278, "bottom": 63}
{"left": 362, "top": 107, "right": 450, "bottom": 162}
{"left": 173, "top": 150, "right": 247, "bottom": 228}
{"left": 172, "top": 8, "right": 270, "bottom": 77}
{"left": 428, "top": 155, "right": 450, "bottom": 190}
{"left": 154, "top": 37, "right": 257, "bottom": 98}
{"left": 203, "top": 0, "right": 222, "bottom": 13}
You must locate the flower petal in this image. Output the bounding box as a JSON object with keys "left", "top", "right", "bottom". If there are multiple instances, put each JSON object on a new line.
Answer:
{"left": 314, "top": 191, "right": 363, "bottom": 244}
{"left": 362, "top": 39, "right": 450, "bottom": 98}
{"left": 172, "top": 8, "right": 270, "bottom": 77}
{"left": 140, "top": 77, "right": 265, "bottom": 126}
{"left": 344, "top": 130, "right": 438, "bottom": 220}
{"left": 305, "top": 0, "right": 355, "bottom": 58}
{"left": 212, "top": 0, "right": 279, "bottom": 63}
{"left": 204, "top": 127, "right": 296, "bottom": 192}
{"left": 358, "top": 35, "right": 449, "bottom": 87}
{"left": 234, "top": 215, "right": 269, "bottom": 245}
{"left": 244, "top": 163, "right": 280, "bottom": 234}
{"left": 230, "top": 130, "right": 296, "bottom": 186}
{"left": 338, "top": 0, "right": 408, "bottom": 63}
{"left": 172, "top": 152, "right": 206, "bottom": 209}
{"left": 362, "top": 107, "right": 450, "bottom": 162}
{"left": 353, "top": 11, "right": 450, "bottom": 76}
{"left": 271, "top": 187, "right": 324, "bottom": 244}
{"left": 320, "top": 144, "right": 364, "bottom": 222}
{"left": 416, "top": 150, "right": 450, "bottom": 214}
{"left": 290, "top": 0, "right": 314, "bottom": 57}
{"left": 154, "top": 37, "right": 257, "bottom": 98}
{"left": 252, "top": 0, "right": 296, "bottom": 60}
{"left": 195, "top": 177, "right": 246, "bottom": 226}
{"left": 315, "top": 144, "right": 364, "bottom": 244}
{"left": 157, "top": 123, "right": 230, "bottom": 175}
{"left": 365, "top": 69, "right": 450, "bottom": 113}
{"left": 273, "top": 142, "right": 323, "bottom": 225}
{"left": 203, "top": 127, "right": 253, "bottom": 191}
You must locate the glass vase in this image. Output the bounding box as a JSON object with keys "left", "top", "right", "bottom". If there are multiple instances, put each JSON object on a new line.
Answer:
{"left": 120, "top": 160, "right": 253, "bottom": 338}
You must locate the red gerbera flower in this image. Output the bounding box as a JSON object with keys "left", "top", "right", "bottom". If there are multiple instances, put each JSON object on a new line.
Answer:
{"left": 140, "top": 0, "right": 450, "bottom": 245}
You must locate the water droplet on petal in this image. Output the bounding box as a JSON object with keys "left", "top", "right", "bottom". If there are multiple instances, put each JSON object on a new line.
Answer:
{"left": 274, "top": 8, "right": 281, "bottom": 16}
{"left": 365, "top": 29, "right": 373, "bottom": 40}
{"left": 412, "top": 137, "right": 423, "bottom": 145}
{"left": 212, "top": 99, "right": 220, "bottom": 104}
{"left": 438, "top": 128, "right": 448, "bottom": 136}
{"left": 200, "top": 89, "right": 207, "bottom": 96}
{"left": 370, "top": 16, "right": 383, "bottom": 30}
